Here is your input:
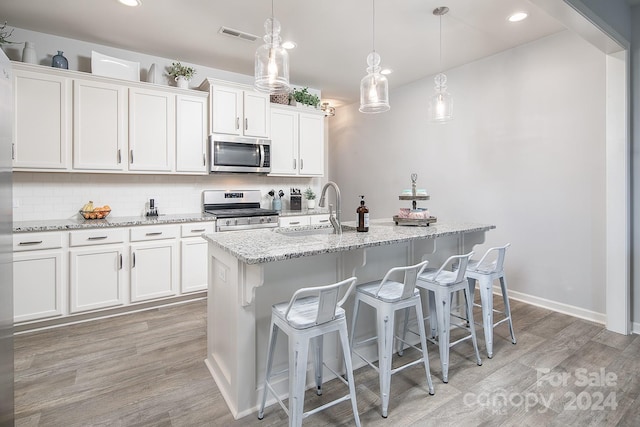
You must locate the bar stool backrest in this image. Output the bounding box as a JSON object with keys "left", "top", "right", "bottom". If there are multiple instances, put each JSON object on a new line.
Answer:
{"left": 472, "top": 243, "right": 511, "bottom": 274}
{"left": 373, "top": 260, "right": 430, "bottom": 300}
{"left": 424, "top": 252, "right": 474, "bottom": 285}
{"left": 283, "top": 277, "right": 358, "bottom": 326}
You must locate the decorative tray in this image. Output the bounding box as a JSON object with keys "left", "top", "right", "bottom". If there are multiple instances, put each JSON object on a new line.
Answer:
{"left": 399, "top": 195, "right": 430, "bottom": 201}
{"left": 393, "top": 215, "right": 437, "bottom": 227}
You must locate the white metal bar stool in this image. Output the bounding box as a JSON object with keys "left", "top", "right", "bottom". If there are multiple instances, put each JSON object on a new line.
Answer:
{"left": 258, "top": 277, "right": 361, "bottom": 427}
{"left": 404, "top": 252, "right": 482, "bottom": 383}
{"left": 465, "top": 243, "right": 516, "bottom": 358}
{"left": 350, "top": 261, "right": 435, "bottom": 418}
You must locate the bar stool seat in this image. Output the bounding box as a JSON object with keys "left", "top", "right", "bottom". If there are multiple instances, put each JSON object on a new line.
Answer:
{"left": 350, "top": 261, "right": 435, "bottom": 418}
{"left": 465, "top": 243, "right": 516, "bottom": 359}
{"left": 404, "top": 252, "right": 482, "bottom": 383}
{"left": 258, "top": 277, "right": 361, "bottom": 427}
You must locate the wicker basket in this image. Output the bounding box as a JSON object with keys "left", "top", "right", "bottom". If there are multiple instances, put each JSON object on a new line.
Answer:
{"left": 270, "top": 93, "right": 290, "bottom": 105}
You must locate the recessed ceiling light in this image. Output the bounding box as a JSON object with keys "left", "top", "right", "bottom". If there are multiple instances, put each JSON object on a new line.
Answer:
{"left": 118, "top": 0, "right": 142, "bottom": 6}
{"left": 508, "top": 12, "right": 528, "bottom": 22}
{"left": 381, "top": 68, "right": 393, "bottom": 75}
{"left": 282, "top": 41, "right": 296, "bottom": 49}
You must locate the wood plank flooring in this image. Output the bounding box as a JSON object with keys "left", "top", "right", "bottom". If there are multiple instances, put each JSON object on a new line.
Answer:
{"left": 14, "top": 296, "right": 640, "bottom": 426}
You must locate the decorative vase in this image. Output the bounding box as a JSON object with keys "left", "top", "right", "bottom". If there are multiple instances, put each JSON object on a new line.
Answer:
{"left": 51, "top": 51, "right": 68, "bottom": 69}
{"left": 272, "top": 198, "right": 282, "bottom": 212}
{"left": 175, "top": 76, "right": 189, "bottom": 89}
{"left": 307, "top": 199, "right": 316, "bottom": 210}
{"left": 22, "top": 42, "right": 37, "bottom": 64}
{"left": 147, "top": 63, "right": 158, "bottom": 83}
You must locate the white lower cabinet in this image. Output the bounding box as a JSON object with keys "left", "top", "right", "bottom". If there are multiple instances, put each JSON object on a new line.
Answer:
{"left": 13, "top": 232, "right": 64, "bottom": 322}
{"left": 180, "top": 223, "right": 214, "bottom": 293}
{"left": 279, "top": 214, "right": 330, "bottom": 227}
{"left": 69, "top": 228, "right": 126, "bottom": 313}
{"left": 129, "top": 225, "right": 179, "bottom": 302}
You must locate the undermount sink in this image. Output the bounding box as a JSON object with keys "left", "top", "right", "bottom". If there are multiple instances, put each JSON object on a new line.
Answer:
{"left": 275, "top": 226, "right": 353, "bottom": 237}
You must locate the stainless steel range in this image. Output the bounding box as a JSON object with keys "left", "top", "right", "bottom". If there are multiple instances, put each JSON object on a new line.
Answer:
{"left": 203, "top": 190, "right": 279, "bottom": 232}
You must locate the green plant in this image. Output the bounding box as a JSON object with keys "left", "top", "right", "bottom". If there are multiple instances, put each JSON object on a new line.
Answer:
{"left": 304, "top": 187, "right": 316, "bottom": 200}
{"left": 0, "top": 21, "right": 16, "bottom": 46}
{"left": 167, "top": 62, "right": 196, "bottom": 80}
{"left": 290, "top": 87, "right": 320, "bottom": 108}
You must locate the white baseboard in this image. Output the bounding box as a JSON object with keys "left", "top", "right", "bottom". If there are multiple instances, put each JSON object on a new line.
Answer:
{"left": 632, "top": 322, "right": 640, "bottom": 335}
{"left": 503, "top": 287, "right": 607, "bottom": 325}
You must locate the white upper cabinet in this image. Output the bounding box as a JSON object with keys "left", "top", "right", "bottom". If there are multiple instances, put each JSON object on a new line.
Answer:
{"left": 176, "top": 93, "right": 208, "bottom": 173}
{"left": 12, "top": 65, "right": 71, "bottom": 170}
{"left": 269, "top": 105, "right": 324, "bottom": 177}
{"left": 128, "top": 87, "right": 175, "bottom": 172}
{"left": 203, "top": 79, "right": 270, "bottom": 138}
{"left": 73, "top": 78, "right": 127, "bottom": 171}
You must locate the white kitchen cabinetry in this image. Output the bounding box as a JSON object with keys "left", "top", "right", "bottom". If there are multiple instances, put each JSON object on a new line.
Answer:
{"left": 180, "top": 223, "right": 215, "bottom": 293}
{"left": 12, "top": 66, "right": 71, "bottom": 170}
{"left": 73, "top": 78, "right": 127, "bottom": 171}
{"left": 278, "top": 214, "right": 330, "bottom": 228}
{"left": 13, "top": 232, "right": 64, "bottom": 322}
{"left": 129, "top": 225, "right": 179, "bottom": 302}
{"left": 269, "top": 105, "right": 324, "bottom": 176}
{"left": 176, "top": 93, "right": 208, "bottom": 173}
{"left": 201, "top": 79, "right": 270, "bottom": 138}
{"left": 69, "top": 229, "right": 126, "bottom": 313}
{"left": 128, "top": 87, "right": 175, "bottom": 172}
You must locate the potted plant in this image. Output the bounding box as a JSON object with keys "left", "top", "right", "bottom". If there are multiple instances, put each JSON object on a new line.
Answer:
{"left": 0, "top": 21, "right": 17, "bottom": 48}
{"left": 290, "top": 87, "right": 320, "bottom": 109}
{"left": 304, "top": 187, "right": 316, "bottom": 209}
{"left": 167, "top": 61, "right": 196, "bottom": 89}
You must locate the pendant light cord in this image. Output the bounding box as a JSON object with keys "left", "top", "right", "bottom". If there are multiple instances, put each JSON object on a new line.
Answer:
{"left": 439, "top": 14, "right": 442, "bottom": 73}
{"left": 372, "top": 0, "right": 376, "bottom": 53}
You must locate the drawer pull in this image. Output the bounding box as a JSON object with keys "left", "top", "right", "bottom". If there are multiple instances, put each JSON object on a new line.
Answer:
{"left": 87, "top": 236, "right": 108, "bottom": 241}
{"left": 18, "top": 240, "right": 43, "bottom": 246}
{"left": 318, "top": 219, "right": 329, "bottom": 223}
{"left": 191, "top": 229, "right": 206, "bottom": 233}
{"left": 145, "top": 232, "right": 163, "bottom": 236}
{"left": 289, "top": 221, "right": 301, "bottom": 225}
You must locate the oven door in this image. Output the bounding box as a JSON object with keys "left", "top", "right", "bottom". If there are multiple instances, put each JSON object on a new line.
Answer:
{"left": 209, "top": 134, "right": 271, "bottom": 174}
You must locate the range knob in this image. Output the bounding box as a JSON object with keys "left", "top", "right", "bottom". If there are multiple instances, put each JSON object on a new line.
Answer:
{"left": 225, "top": 220, "right": 231, "bottom": 226}
{"left": 259, "top": 217, "right": 265, "bottom": 223}
{"left": 234, "top": 219, "right": 238, "bottom": 226}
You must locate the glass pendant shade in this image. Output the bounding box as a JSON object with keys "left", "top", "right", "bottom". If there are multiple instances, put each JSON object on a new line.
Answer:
{"left": 254, "top": 17, "right": 290, "bottom": 94}
{"left": 359, "top": 51, "right": 390, "bottom": 113}
{"left": 429, "top": 73, "right": 453, "bottom": 122}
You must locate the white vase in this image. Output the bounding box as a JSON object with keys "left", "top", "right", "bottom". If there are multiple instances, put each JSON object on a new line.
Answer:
{"left": 147, "top": 63, "right": 158, "bottom": 83}
{"left": 22, "top": 42, "right": 37, "bottom": 64}
{"left": 175, "top": 76, "right": 189, "bottom": 89}
{"left": 307, "top": 199, "right": 316, "bottom": 209}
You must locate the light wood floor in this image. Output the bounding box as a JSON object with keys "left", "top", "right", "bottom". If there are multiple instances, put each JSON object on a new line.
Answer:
{"left": 14, "top": 296, "right": 640, "bottom": 427}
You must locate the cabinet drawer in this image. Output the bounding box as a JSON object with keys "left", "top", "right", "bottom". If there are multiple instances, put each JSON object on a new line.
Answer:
{"left": 70, "top": 228, "right": 126, "bottom": 247}
{"left": 13, "top": 232, "right": 63, "bottom": 252}
{"left": 310, "top": 214, "right": 331, "bottom": 226}
{"left": 180, "top": 222, "right": 215, "bottom": 238}
{"left": 279, "top": 216, "right": 310, "bottom": 227}
{"left": 130, "top": 225, "right": 179, "bottom": 242}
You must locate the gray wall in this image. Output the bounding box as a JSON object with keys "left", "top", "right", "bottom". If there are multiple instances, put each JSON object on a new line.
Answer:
{"left": 329, "top": 30, "right": 607, "bottom": 317}
{"left": 631, "top": 4, "right": 640, "bottom": 329}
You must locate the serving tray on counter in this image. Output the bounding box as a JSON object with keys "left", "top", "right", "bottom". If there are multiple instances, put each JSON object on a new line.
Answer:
{"left": 393, "top": 215, "right": 437, "bottom": 227}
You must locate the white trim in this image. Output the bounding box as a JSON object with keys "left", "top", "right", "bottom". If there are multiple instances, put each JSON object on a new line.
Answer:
{"left": 504, "top": 287, "right": 606, "bottom": 325}
{"left": 632, "top": 322, "right": 640, "bottom": 335}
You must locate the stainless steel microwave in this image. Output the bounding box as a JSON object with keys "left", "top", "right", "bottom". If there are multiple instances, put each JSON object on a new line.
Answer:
{"left": 208, "top": 134, "right": 271, "bottom": 174}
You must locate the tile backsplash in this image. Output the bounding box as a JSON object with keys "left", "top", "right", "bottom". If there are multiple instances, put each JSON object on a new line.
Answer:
{"left": 13, "top": 172, "right": 323, "bottom": 221}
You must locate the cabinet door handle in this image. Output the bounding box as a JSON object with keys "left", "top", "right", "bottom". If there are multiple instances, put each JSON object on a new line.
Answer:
{"left": 236, "top": 117, "right": 240, "bottom": 130}
{"left": 146, "top": 232, "right": 163, "bottom": 236}
{"left": 245, "top": 118, "right": 248, "bottom": 131}
{"left": 130, "top": 149, "right": 134, "bottom": 164}
{"left": 191, "top": 229, "right": 206, "bottom": 233}
{"left": 88, "top": 236, "right": 108, "bottom": 241}
{"left": 18, "top": 240, "right": 43, "bottom": 246}
{"left": 293, "top": 159, "right": 296, "bottom": 170}
{"left": 117, "top": 149, "right": 122, "bottom": 164}
{"left": 132, "top": 252, "right": 136, "bottom": 268}
{"left": 119, "top": 254, "right": 123, "bottom": 270}
{"left": 289, "top": 221, "right": 301, "bottom": 225}
{"left": 300, "top": 158, "right": 304, "bottom": 170}
{"left": 11, "top": 143, "right": 15, "bottom": 160}
{"left": 202, "top": 153, "right": 206, "bottom": 166}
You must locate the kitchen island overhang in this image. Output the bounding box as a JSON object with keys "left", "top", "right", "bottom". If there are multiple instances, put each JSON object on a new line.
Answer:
{"left": 204, "top": 220, "right": 495, "bottom": 419}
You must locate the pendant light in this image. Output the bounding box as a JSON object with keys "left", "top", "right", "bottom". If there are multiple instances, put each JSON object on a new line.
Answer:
{"left": 429, "top": 6, "right": 453, "bottom": 122}
{"left": 359, "top": 0, "right": 389, "bottom": 113}
{"left": 254, "top": 0, "right": 290, "bottom": 94}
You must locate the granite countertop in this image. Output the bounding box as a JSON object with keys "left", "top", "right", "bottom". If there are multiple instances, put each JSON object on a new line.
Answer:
{"left": 204, "top": 219, "right": 496, "bottom": 265}
{"left": 13, "top": 213, "right": 216, "bottom": 233}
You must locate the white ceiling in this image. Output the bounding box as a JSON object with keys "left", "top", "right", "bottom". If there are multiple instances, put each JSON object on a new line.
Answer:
{"left": 1, "top": 0, "right": 567, "bottom": 105}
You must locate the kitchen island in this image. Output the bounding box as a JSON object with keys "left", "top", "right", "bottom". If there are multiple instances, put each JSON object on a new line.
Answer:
{"left": 204, "top": 219, "right": 495, "bottom": 419}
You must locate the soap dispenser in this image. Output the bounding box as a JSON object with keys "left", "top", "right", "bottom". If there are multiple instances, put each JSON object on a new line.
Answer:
{"left": 357, "top": 195, "right": 369, "bottom": 232}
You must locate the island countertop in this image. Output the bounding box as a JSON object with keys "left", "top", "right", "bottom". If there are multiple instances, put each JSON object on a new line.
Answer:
{"left": 204, "top": 220, "right": 495, "bottom": 265}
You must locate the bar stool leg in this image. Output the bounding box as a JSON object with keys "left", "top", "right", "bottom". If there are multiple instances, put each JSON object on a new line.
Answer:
{"left": 313, "top": 336, "right": 324, "bottom": 395}
{"left": 258, "top": 320, "right": 278, "bottom": 419}
{"left": 397, "top": 307, "right": 410, "bottom": 357}
{"left": 500, "top": 276, "right": 517, "bottom": 345}
{"left": 414, "top": 301, "right": 435, "bottom": 395}
{"left": 338, "top": 322, "right": 362, "bottom": 427}
{"left": 477, "top": 275, "right": 495, "bottom": 358}
{"left": 433, "top": 287, "right": 451, "bottom": 383}
{"left": 377, "top": 306, "right": 394, "bottom": 417}
{"left": 428, "top": 290, "right": 437, "bottom": 339}
{"left": 289, "top": 334, "right": 310, "bottom": 427}
{"left": 463, "top": 286, "right": 482, "bottom": 366}
{"left": 349, "top": 296, "right": 361, "bottom": 350}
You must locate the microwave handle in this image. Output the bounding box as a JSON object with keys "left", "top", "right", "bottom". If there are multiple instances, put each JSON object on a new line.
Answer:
{"left": 259, "top": 144, "right": 265, "bottom": 167}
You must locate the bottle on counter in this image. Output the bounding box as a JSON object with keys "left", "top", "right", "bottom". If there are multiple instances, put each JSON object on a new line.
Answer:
{"left": 357, "top": 195, "right": 369, "bottom": 232}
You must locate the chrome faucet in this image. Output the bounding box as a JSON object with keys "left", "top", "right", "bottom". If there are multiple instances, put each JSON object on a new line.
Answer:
{"left": 318, "top": 181, "right": 342, "bottom": 235}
